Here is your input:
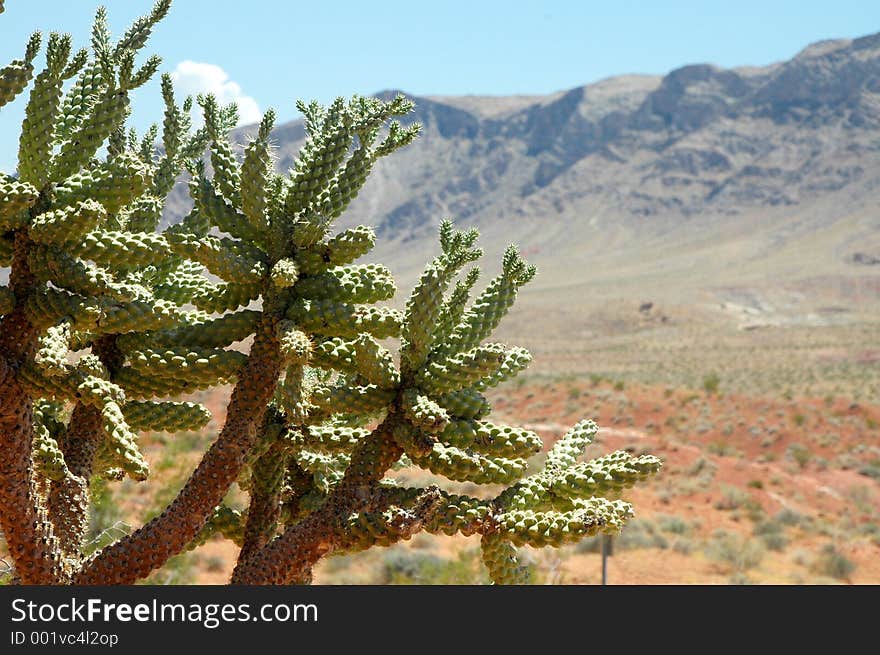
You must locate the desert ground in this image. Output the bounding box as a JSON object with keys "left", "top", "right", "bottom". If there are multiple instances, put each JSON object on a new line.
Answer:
{"left": 48, "top": 292, "right": 878, "bottom": 586}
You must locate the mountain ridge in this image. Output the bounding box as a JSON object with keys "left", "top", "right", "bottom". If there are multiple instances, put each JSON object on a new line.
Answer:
{"left": 163, "top": 30, "right": 880, "bottom": 312}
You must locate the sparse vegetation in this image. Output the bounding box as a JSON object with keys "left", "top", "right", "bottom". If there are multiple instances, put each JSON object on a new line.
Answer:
{"left": 811, "top": 544, "right": 856, "bottom": 580}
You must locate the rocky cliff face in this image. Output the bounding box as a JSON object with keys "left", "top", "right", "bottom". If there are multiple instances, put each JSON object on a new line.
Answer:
{"left": 162, "top": 31, "right": 880, "bottom": 287}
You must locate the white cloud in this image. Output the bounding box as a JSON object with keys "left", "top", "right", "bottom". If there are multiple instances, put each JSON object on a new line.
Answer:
{"left": 170, "top": 60, "right": 261, "bottom": 126}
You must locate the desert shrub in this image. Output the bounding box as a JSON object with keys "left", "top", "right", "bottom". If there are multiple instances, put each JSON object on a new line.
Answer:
{"left": 811, "top": 544, "right": 855, "bottom": 580}
{"left": 655, "top": 514, "right": 690, "bottom": 535}
{"left": 671, "top": 538, "right": 694, "bottom": 555}
{"left": 753, "top": 521, "right": 788, "bottom": 552}
{"left": 702, "top": 373, "right": 721, "bottom": 394}
{"left": 378, "top": 549, "right": 491, "bottom": 585}
{"left": 775, "top": 508, "right": 806, "bottom": 526}
{"left": 705, "top": 530, "right": 765, "bottom": 573}
{"left": 787, "top": 443, "right": 813, "bottom": 469}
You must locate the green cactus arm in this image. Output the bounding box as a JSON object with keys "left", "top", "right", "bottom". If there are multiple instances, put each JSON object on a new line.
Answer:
{"left": 473, "top": 346, "right": 532, "bottom": 391}
{"left": 548, "top": 450, "right": 664, "bottom": 500}
{"left": 113, "top": 0, "right": 171, "bottom": 58}
{"left": 27, "top": 245, "right": 131, "bottom": 301}
{"left": 55, "top": 60, "right": 104, "bottom": 144}
{"left": 480, "top": 533, "right": 532, "bottom": 584}
{"left": 191, "top": 280, "right": 262, "bottom": 313}
{"left": 54, "top": 152, "right": 150, "bottom": 214}
{"left": 311, "top": 335, "right": 398, "bottom": 387}
{"left": 34, "top": 320, "right": 72, "bottom": 377}
{"left": 125, "top": 346, "right": 246, "bottom": 385}
{"left": 416, "top": 343, "right": 509, "bottom": 395}
{"left": 436, "top": 388, "right": 491, "bottom": 420}
{"left": 209, "top": 137, "right": 242, "bottom": 206}
{"left": 165, "top": 232, "right": 267, "bottom": 284}
{"left": 240, "top": 109, "right": 274, "bottom": 233}
{"left": 400, "top": 222, "right": 482, "bottom": 374}
{"left": 152, "top": 269, "right": 213, "bottom": 305}
{"left": 16, "top": 363, "right": 122, "bottom": 409}
{"left": 188, "top": 505, "right": 245, "bottom": 551}
{"left": 285, "top": 298, "right": 402, "bottom": 339}
{"left": 438, "top": 420, "right": 542, "bottom": 460}
{"left": 121, "top": 400, "right": 212, "bottom": 432}
{"left": 273, "top": 362, "right": 313, "bottom": 423}
{"left": 24, "top": 287, "right": 103, "bottom": 330}
{"left": 312, "top": 144, "right": 372, "bottom": 220}
{"left": 314, "top": 120, "right": 420, "bottom": 221}
{"left": 284, "top": 98, "right": 352, "bottom": 217}
{"left": 545, "top": 419, "right": 598, "bottom": 470}
{"left": 28, "top": 199, "right": 106, "bottom": 245}
{"left": 17, "top": 32, "right": 72, "bottom": 187}
{"left": 435, "top": 245, "right": 536, "bottom": 356}
{"left": 191, "top": 174, "right": 264, "bottom": 245}
{"left": 496, "top": 498, "right": 634, "bottom": 548}
{"left": 33, "top": 419, "right": 71, "bottom": 482}
{"left": 52, "top": 88, "right": 130, "bottom": 181}
{"left": 113, "top": 365, "right": 219, "bottom": 399}
{"left": 151, "top": 76, "right": 185, "bottom": 197}
{"left": 295, "top": 225, "right": 376, "bottom": 275}
{"left": 433, "top": 267, "right": 480, "bottom": 346}
{"left": 73, "top": 372, "right": 125, "bottom": 408}
{"left": 95, "top": 298, "right": 183, "bottom": 334}
{"left": 125, "top": 53, "right": 161, "bottom": 91}
{"left": 311, "top": 382, "right": 395, "bottom": 417}
{"left": 337, "top": 492, "right": 442, "bottom": 554}
{"left": 294, "top": 263, "right": 395, "bottom": 305}
{"left": 99, "top": 400, "right": 149, "bottom": 481}
{"left": 273, "top": 321, "right": 310, "bottom": 365}
{"left": 61, "top": 48, "right": 88, "bottom": 82}
{"left": 199, "top": 94, "right": 241, "bottom": 205}
{"left": 287, "top": 213, "right": 329, "bottom": 249}
{"left": 409, "top": 441, "right": 528, "bottom": 485}
{"left": 123, "top": 194, "right": 164, "bottom": 233}
{"left": 64, "top": 230, "right": 168, "bottom": 270}
{"left": 16, "top": 362, "right": 76, "bottom": 400}
{"left": 0, "top": 32, "right": 40, "bottom": 109}
{"left": 117, "top": 309, "right": 260, "bottom": 352}
{"left": 293, "top": 424, "right": 370, "bottom": 454}
{"left": 400, "top": 388, "right": 450, "bottom": 434}
{"left": 0, "top": 178, "right": 39, "bottom": 230}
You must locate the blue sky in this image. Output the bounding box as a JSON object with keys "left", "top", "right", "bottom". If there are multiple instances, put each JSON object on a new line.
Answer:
{"left": 1, "top": 0, "right": 877, "bottom": 171}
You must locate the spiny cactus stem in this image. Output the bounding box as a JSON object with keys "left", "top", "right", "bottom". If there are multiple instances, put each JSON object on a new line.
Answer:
{"left": 232, "top": 418, "right": 407, "bottom": 584}
{"left": 47, "top": 336, "right": 124, "bottom": 560}
{"left": 0, "top": 232, "right": 66, "bottom": 583}
{"left": 46, "top": 404, "right": 102, "bottom": 559}
{"left": 74, "top": 309, "right": 284, "bottom": 584}
{"left": 230, "top": 438, "right": 289, "bottom": 581}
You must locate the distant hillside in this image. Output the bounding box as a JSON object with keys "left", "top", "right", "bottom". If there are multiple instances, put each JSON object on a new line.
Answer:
{"left": 165, "top": 32, "right": 880, "bottom": 314}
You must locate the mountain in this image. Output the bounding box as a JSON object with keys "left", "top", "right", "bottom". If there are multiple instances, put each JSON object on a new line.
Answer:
{"left": 165, "top": 33, "right": 880, "bottom": 333}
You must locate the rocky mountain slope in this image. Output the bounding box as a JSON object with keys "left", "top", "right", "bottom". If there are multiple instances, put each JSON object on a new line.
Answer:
{"left": 168, "top": 32, "right": 880, "bottom": 314}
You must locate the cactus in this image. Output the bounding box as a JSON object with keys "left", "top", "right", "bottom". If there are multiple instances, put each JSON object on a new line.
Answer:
{"left": 0, "top": 1, "right": 660, "bottom": 586}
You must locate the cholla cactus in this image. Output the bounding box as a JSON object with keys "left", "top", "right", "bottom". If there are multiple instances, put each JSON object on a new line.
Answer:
{"left": 0, "top": 1, "right": 661, "bottom": 586}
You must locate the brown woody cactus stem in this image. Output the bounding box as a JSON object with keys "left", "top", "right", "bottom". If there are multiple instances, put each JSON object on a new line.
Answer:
{"left": 0, "top": 232, "right": 65, "bottom": 584}
{"left": 232, "top": 420, "right": 404, "bottom": 585}
{"left": 74, "top": 307, "right": 283, "bottom": 584}
{"left": 230, "top": 440, "right": 288, "bottom": 581}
